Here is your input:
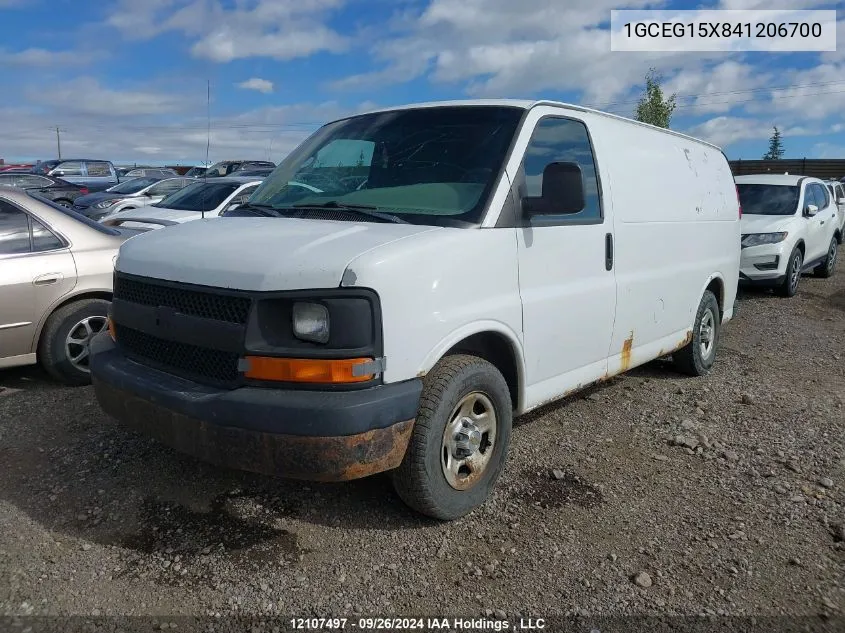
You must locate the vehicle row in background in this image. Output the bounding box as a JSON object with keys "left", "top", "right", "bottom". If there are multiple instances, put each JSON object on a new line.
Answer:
{"left": 0, "top": 172, "right": 89, "bottom": 207}
{"left": 103, "top": 176, "right": 263, "bottom": 230}
{"left": 0, "top": 188, "right": 140, "bottom": 383}
{"left": 73, "top": 177, "right": 195, "bottom": 221}
{"left": 737, "top": 174, "right": 841, "bottom": 297}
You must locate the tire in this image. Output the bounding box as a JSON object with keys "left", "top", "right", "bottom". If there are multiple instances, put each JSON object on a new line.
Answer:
{"left": 672, "top": 290, "right": 720, "bottom": 377}
{"left": 54, "top": 199, "right": 72, "bottom": 208}
{"left": 38, "top": 299, "right": 110, "bottom": 386}
{"left": 814, "top": 237, "right": 838, "bottom": 278}
{"left": 776, "top": 247, "right": 803, "bottom": 298}
{"left": 391, "top": 354, "right": 513, "bottom": 520}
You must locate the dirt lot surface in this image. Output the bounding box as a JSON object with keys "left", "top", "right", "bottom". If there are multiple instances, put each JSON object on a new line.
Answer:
{"left": 1, "top": 273, "right": 844, "bottom": 626}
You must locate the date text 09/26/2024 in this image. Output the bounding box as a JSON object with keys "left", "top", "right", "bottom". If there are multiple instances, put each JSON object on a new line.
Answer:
{"left": 290, "top": 617, "right": 547, "bottom": 631}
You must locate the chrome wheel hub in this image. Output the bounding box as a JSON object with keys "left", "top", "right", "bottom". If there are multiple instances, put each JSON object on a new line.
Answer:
{"left": 790, "top": 253, "right": 802, "bottom": 291}
{"left": 699, "top": 309, "right": 715, "bottom": 359}
{"left": 441, "top": 392, "right": 497, "bottom": 491}
{"left": 65, "top": 316, "right": 108, "bottom": 373}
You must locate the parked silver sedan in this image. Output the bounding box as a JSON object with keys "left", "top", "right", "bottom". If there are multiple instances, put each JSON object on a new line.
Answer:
{"left": 0, "top": 187, "right": 140, "bottom": 384}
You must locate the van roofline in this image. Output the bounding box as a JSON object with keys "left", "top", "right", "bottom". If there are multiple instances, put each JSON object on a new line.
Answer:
{"left": 323, "top": 99, "right": 723, "bottom": 153}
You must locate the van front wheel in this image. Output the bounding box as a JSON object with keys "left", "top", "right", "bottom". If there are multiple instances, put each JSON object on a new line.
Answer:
{"left": 672, "top": 290, "right": 720, "bottom": 377}
{"left": 391, "top": 354, "right": 512, "bottom": 520}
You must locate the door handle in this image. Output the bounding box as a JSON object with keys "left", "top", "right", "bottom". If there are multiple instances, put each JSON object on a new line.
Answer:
{"left": 605, "top": 233, "right": 614, "bottom": 271}
{"left": 33, "top": 273, "right": 63, "bottom": 286}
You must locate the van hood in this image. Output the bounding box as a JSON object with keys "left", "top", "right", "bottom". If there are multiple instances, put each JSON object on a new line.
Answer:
{"left": 115, "top": 217, "right": 441, "bottom": 291}
{"left": 740, "top": 214, "right": 796, "bottom": 234}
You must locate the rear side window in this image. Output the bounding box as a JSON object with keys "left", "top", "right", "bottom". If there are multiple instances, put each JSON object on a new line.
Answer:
{"left": 519, "top": 117, "right": 602, "bottom": 224}
{"left": 30, "top": 217, "right": 64, "bottom": 251}
{"left": 87, "top": 162, "right": 112, "bottom": 177}
{"left": 17, "top": 175, "right": 51, "bottom": 188}
{"left": 55, "top": 161, "right": 83, "bottom": 176}
{"left": 148, "top": 179, "right": 188, "bottom": 196}
{"left": 0, "top": 199, "right": 31, "bottom": 254}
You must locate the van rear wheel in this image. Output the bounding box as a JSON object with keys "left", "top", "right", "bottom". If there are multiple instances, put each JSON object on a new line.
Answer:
{"left": 672, "top": 290, "right": 720, "bottom": 377}
{"left": 391, "top": 354, "right": 512, "bottom": 520}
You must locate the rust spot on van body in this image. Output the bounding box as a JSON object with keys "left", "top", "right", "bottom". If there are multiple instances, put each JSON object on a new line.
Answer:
{"left": 676, "top": 329, "right": 693, "bottom": 351}
{"left": 620, "top": 333, "right": 634, "bottom": 371}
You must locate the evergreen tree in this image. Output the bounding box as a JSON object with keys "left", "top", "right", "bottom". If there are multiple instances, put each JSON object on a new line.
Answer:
{"left": 634, "top": 68, "right": 677, "bottom": 129}
{"left": 762, "top": 127, "right": 785, "bottom": 160}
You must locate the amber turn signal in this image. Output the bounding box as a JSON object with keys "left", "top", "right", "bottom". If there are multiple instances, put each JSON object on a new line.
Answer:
{"left": 242, "top": 356, "right": 375, "bottom": 384}
{"left": 107, "top": 316, "right": 117, "bottom": 341}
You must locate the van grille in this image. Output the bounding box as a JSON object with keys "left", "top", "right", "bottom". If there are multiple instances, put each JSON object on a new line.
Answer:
{"left": 116, "top": 324, "right": 240, "bottom": 384}
{"left": 113, "top": 274, "right": 251, "bottom": 324}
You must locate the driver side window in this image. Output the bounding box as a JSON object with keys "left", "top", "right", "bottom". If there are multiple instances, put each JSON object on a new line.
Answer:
{"left": 519, "top": 116, "right": 602, "bottom": 225}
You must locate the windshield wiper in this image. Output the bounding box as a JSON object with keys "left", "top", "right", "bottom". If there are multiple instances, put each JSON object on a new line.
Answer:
{"left": 291, "top": 200, "right": 408, "bottom": 224}
{"left": 227, "top": 202, "right": 284, "bottom": 217}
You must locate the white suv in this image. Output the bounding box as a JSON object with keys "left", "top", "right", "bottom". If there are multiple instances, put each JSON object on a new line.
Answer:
{"left": 824, "top": 180, "right": 845, "bottom": 242}
{"left": 736, "top": 174, "right": 839, "bottom": 297}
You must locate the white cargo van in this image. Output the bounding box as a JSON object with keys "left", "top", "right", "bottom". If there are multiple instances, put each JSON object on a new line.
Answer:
{"left": 89, "top": 100, "right": 741, "bottom": 520}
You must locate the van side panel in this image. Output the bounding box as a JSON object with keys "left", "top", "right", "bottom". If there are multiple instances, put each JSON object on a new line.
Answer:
{"left": 590, "top": 117, "right": 740, "bottom": 374}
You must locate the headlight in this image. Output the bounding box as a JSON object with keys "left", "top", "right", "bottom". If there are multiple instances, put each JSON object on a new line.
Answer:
{"left": 292, "top": 301, "right": 330, "bottom": 343}
{"left": 741, "top": 232, "right": 788, "bottom": 248}
{"left": 95, "top": 199, "right": 123, "bottom": 209}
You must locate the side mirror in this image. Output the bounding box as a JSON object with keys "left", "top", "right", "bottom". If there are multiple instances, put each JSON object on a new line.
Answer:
{"left": 521, "top": 161, "right": 585, "bottom": 217}
{"left": 805, "top": 204, "right": 819, "bottom": 217}
{"left": 226, "top": 202, "right": 241, "bottom": 211}
{"left": 52, "top": 170, "right": 65, "bottom": 177}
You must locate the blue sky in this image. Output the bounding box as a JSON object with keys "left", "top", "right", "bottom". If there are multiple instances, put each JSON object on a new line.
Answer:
{"left": 0, "top": 0, "right": 842, "bottom": 165}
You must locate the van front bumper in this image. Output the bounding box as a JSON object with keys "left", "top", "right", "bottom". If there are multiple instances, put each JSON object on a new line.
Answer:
{"left": 89, "top": 334, "right": 421, "bottom": 482}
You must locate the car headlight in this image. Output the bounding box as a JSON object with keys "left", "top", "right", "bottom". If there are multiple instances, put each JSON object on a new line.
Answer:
{"left": 95, "top": 199, "right": 124, "bottom": 209}
{"left": 292, "top": 301, "right": 330, "bottom": 343}
{"left": 741, "top": 232, "right": 788, "bottom": 248}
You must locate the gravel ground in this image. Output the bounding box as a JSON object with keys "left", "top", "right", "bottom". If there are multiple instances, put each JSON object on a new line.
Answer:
{"left": 1, "top": 273, "right": 844, "bottom": 625}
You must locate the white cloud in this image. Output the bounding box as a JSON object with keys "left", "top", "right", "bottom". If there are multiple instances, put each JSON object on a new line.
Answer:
{"left": 24, "top": 78, "right": 192, "bottom": 117}
{"left": 106, "top": 0, "right": 350, "bottom": 62}
{"left": 0, "top": 95, "right": 379, "bottom": 164}
{"left": 686, "top": 116, "right": 825, "bottom": 149}
{"left": 0, "top": 47, "right": 96, "bottom": 67}
{"left": 236, "top": 77, "right": 274, "bottom": 94}
{"left": 810, "top": 142, "right": 845, "bottom": 159}
{"left": 327, "top": 0, "right": 752, "bottom": 107}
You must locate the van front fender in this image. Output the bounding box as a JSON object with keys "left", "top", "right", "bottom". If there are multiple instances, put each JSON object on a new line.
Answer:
{"left": 416, "top": 320, "right": 526, "bottom": 411}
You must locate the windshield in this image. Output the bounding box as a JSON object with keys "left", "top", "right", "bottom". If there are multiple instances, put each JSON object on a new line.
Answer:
{"left": 26, "top": 191, "right": 120, "bottom": 235}
{"left": 248, "top": 105, "right": 525, "bottom": 226}
{"left": 155, "top": 181, "right": 238, "bottom": 211}
{"left": 108, "top": 177, "right": 160, "bottom": 194}
{"left": 737, "top": 184, "right": 800, "bottom": 216}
